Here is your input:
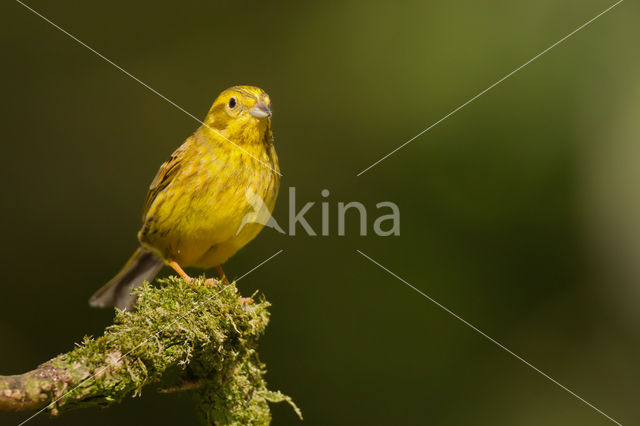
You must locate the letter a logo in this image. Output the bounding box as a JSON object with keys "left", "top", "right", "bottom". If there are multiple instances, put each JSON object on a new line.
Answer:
{"left": 236, "top": 187, "right": 286, "bottom": 235}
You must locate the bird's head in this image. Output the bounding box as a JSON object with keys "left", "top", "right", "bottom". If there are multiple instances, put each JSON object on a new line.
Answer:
{"left": 204, "top": 86, "right": 272, "bottom": 143}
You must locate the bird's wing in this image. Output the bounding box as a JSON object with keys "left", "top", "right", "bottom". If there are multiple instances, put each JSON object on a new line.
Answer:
{"left": 141, "top": 142, "right": 189, "bottom": 221}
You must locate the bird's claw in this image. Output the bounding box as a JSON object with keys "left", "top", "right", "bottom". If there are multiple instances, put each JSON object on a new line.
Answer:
{"left": 204, "top": 278, "right": 222, "bottom": 289}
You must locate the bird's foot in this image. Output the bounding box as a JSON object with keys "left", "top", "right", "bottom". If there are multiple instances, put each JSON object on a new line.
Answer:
{"left": 184, "top": 276, "right": 200, "bottom": 290}
{"left": 204, "top": 278, "right": 222, "bottom": 289}
{"left": 185, "top": 277, "right": 220, "bottom": 290}
{"left": 238, "top": 297, "right": 254, "bottom": 306}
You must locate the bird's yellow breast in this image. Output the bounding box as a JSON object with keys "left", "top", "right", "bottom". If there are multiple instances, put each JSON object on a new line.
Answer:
{"left": 139, "top": 124, "right": 280, "bottom": 268}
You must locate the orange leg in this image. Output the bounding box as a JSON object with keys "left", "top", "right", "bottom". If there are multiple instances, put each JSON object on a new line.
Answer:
{"left": 214, "top": 265, "right": 252, "bottom": 305}
{"left": 168, "top": 260, "right": 193, "bottom": 282}
{"left": 217, "top": 265, "right": 230, "bottom": 285}
{"left": 219, "top": 265, "right": 253, "bottom": 305}
{"left": 168, "top": 260, "right": 222, "bottom": 288}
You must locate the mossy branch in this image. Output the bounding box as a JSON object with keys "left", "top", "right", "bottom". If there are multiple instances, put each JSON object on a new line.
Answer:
{"left": 0, "top": 277, "right": 301, "bottom": 425}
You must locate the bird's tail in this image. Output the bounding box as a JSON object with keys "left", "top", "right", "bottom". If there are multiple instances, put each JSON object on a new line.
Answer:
{"left": 89, "top": 247, "right": 164, "bottom": 310}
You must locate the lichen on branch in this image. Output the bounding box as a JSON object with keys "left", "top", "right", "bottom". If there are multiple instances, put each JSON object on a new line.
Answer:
{"left": 0, "top": 277, "right": 301, "bottom": 425}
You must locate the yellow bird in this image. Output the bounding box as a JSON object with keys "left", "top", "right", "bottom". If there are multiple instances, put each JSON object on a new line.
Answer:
{"left": 90, "top": 86, "right": 280, "bottom": 309}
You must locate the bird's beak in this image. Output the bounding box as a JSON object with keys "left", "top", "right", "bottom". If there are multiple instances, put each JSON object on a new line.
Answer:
{"left": 249, "top": 100, "right": 272, "bottom": 118}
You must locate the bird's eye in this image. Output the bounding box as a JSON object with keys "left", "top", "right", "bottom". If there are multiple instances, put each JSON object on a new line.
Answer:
{"left": 228, "top": 97, "right": 237, "bottom": 108}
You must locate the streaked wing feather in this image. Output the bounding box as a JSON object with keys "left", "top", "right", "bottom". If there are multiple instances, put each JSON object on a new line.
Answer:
{"left": 142, "top": 143, "right": 189, "bottom": 221}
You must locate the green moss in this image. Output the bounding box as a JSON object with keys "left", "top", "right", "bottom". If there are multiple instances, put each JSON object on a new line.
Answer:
{"left": 41, "top": 277, "right": 300, "bottom": 424}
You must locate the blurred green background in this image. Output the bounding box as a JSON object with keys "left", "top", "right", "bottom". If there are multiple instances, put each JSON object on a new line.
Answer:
{"left": 1, "top": 0, "right": 638, "bottom": 424}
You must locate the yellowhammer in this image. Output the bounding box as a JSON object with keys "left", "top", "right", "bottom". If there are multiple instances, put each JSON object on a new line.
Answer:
{"left": 90, "top": 85, "right": 280, "bottom": 309}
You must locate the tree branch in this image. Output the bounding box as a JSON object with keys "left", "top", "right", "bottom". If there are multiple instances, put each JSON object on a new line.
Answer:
{"left": 0, "top": 277, "right": 301, "bottom": 425}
